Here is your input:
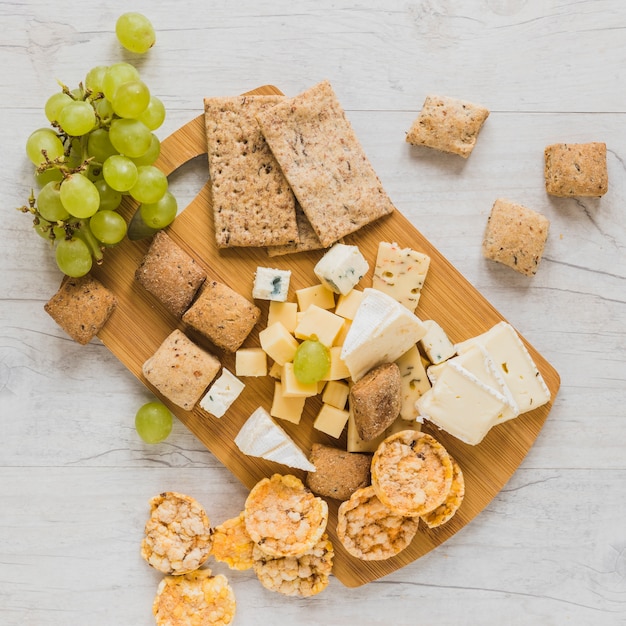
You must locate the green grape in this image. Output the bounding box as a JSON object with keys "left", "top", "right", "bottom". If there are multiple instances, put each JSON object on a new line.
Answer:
{"left": 108, "top": 118, "right": 151, "bottom": 158}
{"left": 95, "top": 98, "right": 114, "bottom": 124}
{"left": 86, "top": 163, "right": 104, "bottom": 181}
{"left": 94, "top": 179, "right": 122, "bottom": 211}
{"left": 59, "top": 173, "right": 100, "bottom": 218}
{"left": 37, "top": 181, "right": 70, "bottom": 221}
{"left": 116, "top": 13, "right": 156, "bottom": 54}
{"left": 135, "top": 401, "right": 172, "bottom": 444}
{"left": 66, "top": 138, "right": 84, "bottom": 169}
{"left": 89, "top": 210, "right": 127, "bottom": 245}
{"left": 44, "top": 92, "right": 72, "bottom": 123}
{"left": 129, "top": 165, "right": 167, "bottom": 203}
{"left": 57, "top": 100, "right": 96, "bottom": 136}
{"left": 293, "top": 339, "right": 330, "bottom": 384}
{"left": 85, "top": 65, "right": 108, "bottom": 94}
{"left": 26, "top": 128, "right": 65, "bottom": 166}
{"left": 138, "top": 95, "right": 165, "bottom": 130}
{"left": 102, "top": 155, "right": 138, "bottom": 191}
{"left": 87, "top": 128, "right": 118, "bottom": 163}
{"left": 111, "top": 80, "right": 150, "bottom": 118}
{"left": 55, "top": 237, "right": 93, "bottom": 277}
{"left": 131, "top": 133, "right": 160, "bottom": 166}
{"left": 102, "top": 62, "right": 140, "bottom": 101}
{"left": 35, "top": 167, "right": 63, "bottom": 187}
{"left": 140, "top": 191, "right": 177, "bottom": 229}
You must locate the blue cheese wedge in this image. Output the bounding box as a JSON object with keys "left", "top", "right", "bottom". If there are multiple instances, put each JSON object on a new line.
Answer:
{"left": 234, "top": 406, "right": 316, "bottom": 472}
{"left": 419, "top": 319, "right": 456, "bottom": 364}
{"left": 199, "top": 368, "right": 245, "bottom": 418}
{"left": 372, "top": 241, "right": 430, "bottom": 312}
{"left": 455, "top": 321, "right": 550, "bottom": 414}
{"left": 340, "top": 288, "right": 428, "bottom": 381}
{"left": 252, "top": 267, "right": 291, "bottom": 301}
{"left": 313, "top": 243, "right": 369, "bottom": 295}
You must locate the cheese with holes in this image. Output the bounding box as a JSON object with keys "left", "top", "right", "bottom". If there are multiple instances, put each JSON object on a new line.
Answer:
{"left": 395, "top": 345, "right": 431, "bottom": 421}
{"left": 295, "top": 284, "right": 336, "bottom": 311}
{"left": 313, "top": 243, "right": 369, "bottom": 295}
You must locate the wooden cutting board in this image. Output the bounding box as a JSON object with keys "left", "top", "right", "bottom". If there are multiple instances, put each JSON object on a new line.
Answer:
{"left": 92, "top": 85, "right": 560, "bottom": 587}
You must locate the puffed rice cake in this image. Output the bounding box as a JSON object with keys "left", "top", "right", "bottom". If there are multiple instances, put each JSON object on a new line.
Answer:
{"left": 371, "top": 430, "right": 454, "bottom": 517}
{"left": 153, "top": 568, "right": 236, "bottom": 626}
{"left": 141, "top": 492, "right": 213, "bottom": 575}
{"left": 244, "top": 474, "right": 328, "bottom": 558}
{"left": 336, "top": 486, "right": 419, "bottom": 560}
{"left": 210, "top": 512, "right": 255, "bottom": 571}
{"left": 252, "top": 533, "right": 334, "bottom": 597}
{"left": 421, "top": 455, "right": 465, "bottom": 529}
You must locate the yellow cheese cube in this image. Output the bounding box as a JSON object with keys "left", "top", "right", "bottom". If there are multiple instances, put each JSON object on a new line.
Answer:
{"left": 281, "top": 362, "right": 318, "bottom": 397}
{"left": 295, "top": 284, "right": 336, "bottom": 311}
{"left": 235, "top": 348, "right": 267, "bottom": 377}
{"left": 259, "top": 322, "right": 299, "bottom": 366}
{"left": 334, "top": 289, "right": 364, "bottom": 320}
{"left": 267, "top": 301, "right": 298, "bottom": 333}
{"left": 321, "top": 380, "right": 349, "bottom": 409}
{"left": 270, "top": 381, "right": 305, "bottom": 424}
{"left": 294, "top": 305, "right": 345, "bottom": 347}
{"left": 314, "top": 403, "right": 350, "bottom": 438}
{"left": 323, "top": 346, "right": 351, "bottom": 381}
{"left": 268, "top": 361, "right": 283, "bottom": 379}
{"left": 333, "top": 319, "right": 352, "bottom": 346}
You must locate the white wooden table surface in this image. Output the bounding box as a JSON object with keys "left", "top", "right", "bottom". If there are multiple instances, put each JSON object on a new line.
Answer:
{"left": 2, "top": 1, "right": 625, "bottom": 624}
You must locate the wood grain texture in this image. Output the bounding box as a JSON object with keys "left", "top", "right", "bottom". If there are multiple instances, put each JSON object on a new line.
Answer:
{"left": 1, "top": 1, "right": 625, "bottom": 624}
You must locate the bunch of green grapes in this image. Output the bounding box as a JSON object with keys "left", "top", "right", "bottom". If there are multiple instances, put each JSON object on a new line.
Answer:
{"left": 20, "top": 52, "right": 177, "bottom": 277}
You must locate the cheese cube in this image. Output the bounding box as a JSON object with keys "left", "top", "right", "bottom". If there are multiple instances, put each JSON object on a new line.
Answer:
{"left": 199, "top": 368, "right": 245, "bottom": 418}
{"left": 334, "top": 319, "right": 352, "bottom": 346}
{"left": 323, "top": 346, "right": 351, "bottom": 381}
{"left": 281, "top": 362, "right": 318, "bottom": 397}
{"left": 321, "top": 380, "right": 350, "bottom": 409}
{"left": 259, "top": 322, "right": 298, "bottom": 365}
{"left": 419, "top": 319, "right": 456, "bottom": 364}
{"left": 235, "top": 348, "right": 267, "bottom": 377}
{"left": 268, "top": 361, "right": 283, "bottom": 379}
{"left": 334, "top": 289, "right": 364, "bottom": 320}
{"left": 295, "top": 284, "right": 335, "bottom": 311}
{"left": 314, "top": 403, "right": 350, "bottom": 438}
{"left": 270, "top": 381, "right": 306, "bottom": 424}
{"left": 313, "top": 243, "right": 369, "bottom": 295}
{"left": 372, "top": 241, "right": 430, "bottom": 312}
{"left": 253, "top": 267, "right": 291, "bottom": 301}
{"left": 294, "top": 304, "right": 345, "bottom": 347}
{"left": 395, "top": 345, "right": 431, "bottom": 421}
{"left": 267, "top": 301, "right": 298, "bottom": 333}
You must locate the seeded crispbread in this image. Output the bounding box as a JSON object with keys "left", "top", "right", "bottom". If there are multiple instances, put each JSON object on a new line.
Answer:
{"left": 544, "top": 142, "right": 608, "bottom": 197}
{"left": 44, "top": 274, "right": 117, "bottom": 345}
{"left": 267, "top": 203, "right": 325, "bottom": 257}
{"left": 256, "top": 80, "right": 395, "bottom": 247}
{"left": 482, "top": 198, "right": 550, "bottom": 276}
{"left": 406, "top": 94, "right": 489, "bottom": 158}
{"left": 204, "top": 95, "right": 299, "bottom": 248}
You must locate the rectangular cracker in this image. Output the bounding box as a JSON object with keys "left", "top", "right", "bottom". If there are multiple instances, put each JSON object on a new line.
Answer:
{"left": 267, "top": 203, "right": 325, "bottom": 257}
{"left": 204, "top": 95, "right": 299, "bottom": 248}
{"left": 256, "top": 80, "right": 395, "bottom": 247}
{"left": 544, "top": 142, "right": 608, "bottom": 197}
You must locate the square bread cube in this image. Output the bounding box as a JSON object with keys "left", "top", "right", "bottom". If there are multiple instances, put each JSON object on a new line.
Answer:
{"left": 406, "top": 94, "right": 489, "bottom": 158}
{"left": 182, "top": 280, "right": 261, "bottom": 352}
{"left": 544, "top": 142, "right": 608, "bottom": 197}
{"left": 142, "top": 329, "right": 221, "bottom": 411}
{"left": 44, "top": 275, "right": 117, "bottom": 345}
{"left": 482, "top": 199, "right": 550, "bottom": 276}
{"left": 135, "top": 231, "right": 206, "bottom": 317}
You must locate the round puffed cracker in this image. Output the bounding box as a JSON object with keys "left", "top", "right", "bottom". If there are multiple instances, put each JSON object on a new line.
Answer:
{"left": 421, "top": 456, "right": 465, "bottom": 528}
{"left": 141, "top": 491, "right": 213, "bottom": 575}
{"left": 252, "top": 533, "right": 334, "bottom": 597}
{"left": 244, "top": 474, "right": 329, "bottom": 558}
{"left": 153, "top": 568, "right": 236, "bottom": 626}
{"left": 211, "top": 512, "right": 255, "bottom": 571}
{"left": 371, "top": 430, "right": 454, "bottom": 517}
{"left": 336, "top": 486, "right": 419, "bottom": 560}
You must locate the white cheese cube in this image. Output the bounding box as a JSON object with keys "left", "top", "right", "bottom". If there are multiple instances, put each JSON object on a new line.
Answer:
{"left": 419, "top": 319, "right": 456, "bottom": 364}
{"left": 313, "top": 243, "right": 369, "bottom": 295}
{"left": 252, "top": 267, "right": 291, "bottom": 301}
{"left": 199, "top": 368, "right": 245, "bottom": 418}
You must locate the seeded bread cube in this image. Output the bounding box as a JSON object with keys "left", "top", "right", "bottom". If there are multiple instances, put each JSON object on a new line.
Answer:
{"left": 135, "top": 231, "right": 206, "bottom": 317}
{"left": 44, "top": 274, "right": 117, "bottom": 345}
{"left": 544, "top": 142, "right": 608, "bottom": 197}
{"left": 182, "top": 280, "right": 261, "bottom": 352}
{"left": 142, "top": 329, "right": 221, "bottom": 411}
{"left": 482, "top": 198, "right": 550, "bottom": 276}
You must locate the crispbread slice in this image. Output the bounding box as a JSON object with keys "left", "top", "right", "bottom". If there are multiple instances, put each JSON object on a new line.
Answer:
{"left": 267, "top": 203, "right": 325, "bottom": 257}
{"left": 256, "top": 80, "right": 395, "bottom": 247}
{"left": 204, "top": 95, "right": 299, "bottom": 248}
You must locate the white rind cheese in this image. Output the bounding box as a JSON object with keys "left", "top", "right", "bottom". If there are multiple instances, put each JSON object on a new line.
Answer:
{"left": 313, "top": 243, "right": 369, "bottom": 295}
{"left": 199, "top": 368, "right": 245, "bottom": 418}
{"left": 234, "top": 406, "right": 315, "bottom": 472}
